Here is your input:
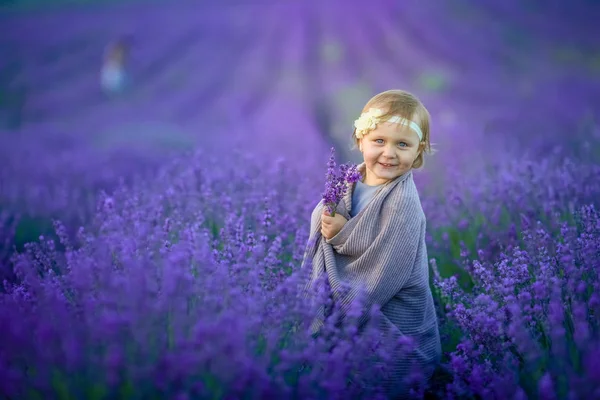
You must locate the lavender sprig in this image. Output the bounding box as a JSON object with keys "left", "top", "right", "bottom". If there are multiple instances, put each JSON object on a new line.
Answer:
{"left": 322, "top": 147, "right": 362, "bottom": 217}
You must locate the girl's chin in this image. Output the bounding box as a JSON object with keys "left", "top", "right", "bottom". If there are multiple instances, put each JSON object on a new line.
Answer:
{"left": 375, "top": 165, "right": 408, "bottom": 178}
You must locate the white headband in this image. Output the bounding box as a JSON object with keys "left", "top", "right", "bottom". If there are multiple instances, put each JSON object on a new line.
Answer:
{"left": 354, "top": 108, "right": 423, "bottom": 141}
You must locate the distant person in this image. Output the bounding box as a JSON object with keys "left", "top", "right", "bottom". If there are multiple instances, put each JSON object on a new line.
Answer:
{"left": 101, "top": 38, "right": 130, "bottom": 95}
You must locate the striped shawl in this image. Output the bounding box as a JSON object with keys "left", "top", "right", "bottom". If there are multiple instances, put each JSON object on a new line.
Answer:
{"left": 302, "top": 164, "right": 441, "bottom": 396}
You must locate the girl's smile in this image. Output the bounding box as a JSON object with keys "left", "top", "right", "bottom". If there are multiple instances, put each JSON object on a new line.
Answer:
{"left": 379, "top": 162, "right": 397, "bottom": 168}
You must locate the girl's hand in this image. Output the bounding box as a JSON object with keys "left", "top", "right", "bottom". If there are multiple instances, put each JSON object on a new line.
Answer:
{"left": 321, "top": 210, "right": 347, "bottom": 240}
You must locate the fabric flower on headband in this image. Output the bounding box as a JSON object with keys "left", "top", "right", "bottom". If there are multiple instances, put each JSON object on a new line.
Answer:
{"left": 354, "top": 108, "right": 384, "bottom": 139}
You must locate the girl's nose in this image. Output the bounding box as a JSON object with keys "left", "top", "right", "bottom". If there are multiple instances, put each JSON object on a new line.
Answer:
{"left": 383, "top": 146, "right": 396, "bottom": 158}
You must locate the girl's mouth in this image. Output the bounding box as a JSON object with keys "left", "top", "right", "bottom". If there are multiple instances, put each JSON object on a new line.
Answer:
{"left": 379, "top": 163, "right": 396, "bottom": 168}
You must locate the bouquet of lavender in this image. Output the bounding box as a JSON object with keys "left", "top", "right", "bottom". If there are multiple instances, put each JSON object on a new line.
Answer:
{"left": 322, "top": 147, "right": 362, "bottom": 217}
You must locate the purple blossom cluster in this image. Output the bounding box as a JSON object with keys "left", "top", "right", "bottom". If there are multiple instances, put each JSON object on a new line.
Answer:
{"left": 430, "top": 203, "right": 600, "bottom": 399}
{"left": 421, "top": 147, "right": 600, "bottom": 289}
{"left": 415, "top": 120, "right": 600, "bottom": 398}
{"left": 322, "top": 147, "right": 362, "bottom": 217}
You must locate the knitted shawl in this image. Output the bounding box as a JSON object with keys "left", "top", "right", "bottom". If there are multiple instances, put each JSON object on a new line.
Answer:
{"left": 302, "top": 164, "right": 441, "bottom": 395}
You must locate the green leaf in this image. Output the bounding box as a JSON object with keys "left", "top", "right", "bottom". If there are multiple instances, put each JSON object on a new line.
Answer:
{"left": 51, "top": 369, "right": 72, "bottom": 400}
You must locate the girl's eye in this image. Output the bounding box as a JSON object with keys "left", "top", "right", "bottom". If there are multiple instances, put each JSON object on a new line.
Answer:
{"left": 398, "top": 142, "right": 408, "bottom": 147}
{"left": 375, "top": 139, "right": 384, "bottom": 144}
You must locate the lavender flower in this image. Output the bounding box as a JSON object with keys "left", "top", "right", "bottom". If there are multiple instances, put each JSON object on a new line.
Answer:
{"left": 322, "top": 148, "right": 362, "bottom": 217}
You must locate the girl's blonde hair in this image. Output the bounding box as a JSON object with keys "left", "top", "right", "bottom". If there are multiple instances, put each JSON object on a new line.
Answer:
{"left": 352, "top": 89, "right": 432, "bottom": 169}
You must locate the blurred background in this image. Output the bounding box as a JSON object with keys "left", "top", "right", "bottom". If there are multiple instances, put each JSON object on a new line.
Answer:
{"left": 0, "top": 0, "right": 599, "bottom": 256}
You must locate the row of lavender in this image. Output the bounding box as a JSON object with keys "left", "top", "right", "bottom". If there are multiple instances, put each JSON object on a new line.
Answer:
{"left": 1, "top": 1, "right": 600, "bottom": 399}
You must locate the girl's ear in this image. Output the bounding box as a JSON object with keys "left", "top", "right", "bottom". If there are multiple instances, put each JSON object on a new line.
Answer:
{"left": 358, "top": 139, "right": 363, "bottom": 152}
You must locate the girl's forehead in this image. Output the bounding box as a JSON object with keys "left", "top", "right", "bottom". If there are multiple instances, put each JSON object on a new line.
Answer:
{"left": 375, "top": 122, "right": 419, "bottom": 140}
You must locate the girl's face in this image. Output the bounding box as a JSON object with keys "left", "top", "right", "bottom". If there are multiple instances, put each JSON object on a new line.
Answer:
{"left": 358, "top": 121, "right": 422, "bottom": 186}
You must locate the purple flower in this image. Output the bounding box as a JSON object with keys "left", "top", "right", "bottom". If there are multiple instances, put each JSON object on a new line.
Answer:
{"left": 322, "top": 148, "right": 362, "bottom": 217}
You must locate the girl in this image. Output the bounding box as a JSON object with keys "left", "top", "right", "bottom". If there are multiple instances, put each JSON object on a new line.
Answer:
{"left": 303, "top": 89, "right": 442, "bottom": 398}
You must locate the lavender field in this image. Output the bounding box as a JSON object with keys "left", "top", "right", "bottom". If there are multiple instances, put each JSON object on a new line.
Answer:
{"left": 1, "top": 0, "right": 600, "bottom": 398}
